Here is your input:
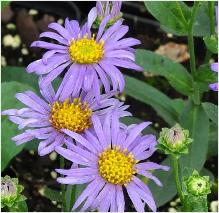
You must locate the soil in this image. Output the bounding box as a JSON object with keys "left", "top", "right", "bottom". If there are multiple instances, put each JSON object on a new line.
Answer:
{"left": 1, "top": 1, "right": 218, "bottom": 212}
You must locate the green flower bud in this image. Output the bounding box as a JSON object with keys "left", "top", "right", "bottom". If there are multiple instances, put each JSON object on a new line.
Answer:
{"left": 157, "top": 123, "right": 193, "bottom": 158}
{"left": 184, "top": 170, "right": 211, "bottom": 196}
{"left": 1, "top": 176, "right": 26, "bottom": 209}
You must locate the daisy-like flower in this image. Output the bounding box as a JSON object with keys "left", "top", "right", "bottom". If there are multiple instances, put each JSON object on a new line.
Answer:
{"left": 209, "top": 62, "right": 218, "bottom": 91}
{"left": 27, "top": 11, "right": 143, "bottom": 100}
{"left": 2, "top": 80, "right": 130, "bottom": 156}
{"left": 92, "top": 1, "right": 123, "bottom": 28}
{"left": 55, "top": 112, "right": 169, "bottom": 212}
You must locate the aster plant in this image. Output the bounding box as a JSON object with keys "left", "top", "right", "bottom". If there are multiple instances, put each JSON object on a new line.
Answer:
{"left": 1, "top": 1, "right": 218, "bottom": 212}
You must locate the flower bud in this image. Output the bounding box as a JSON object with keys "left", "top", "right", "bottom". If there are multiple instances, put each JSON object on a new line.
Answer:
{"left": 1, "top": 176, "right": 26, "bottom": 208}
{"left": 157, "top": 123, "right": 193, "bottom": 157}
{"left": 93, "top": 1, "right": 123, "bottom": 29}
{"left": 184, "top": 170, "right": 211, "bottom": 196}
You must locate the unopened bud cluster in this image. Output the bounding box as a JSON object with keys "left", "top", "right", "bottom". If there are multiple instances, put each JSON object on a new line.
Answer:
{"left": 157, "top": 123, "right": 193, "bottom": 158}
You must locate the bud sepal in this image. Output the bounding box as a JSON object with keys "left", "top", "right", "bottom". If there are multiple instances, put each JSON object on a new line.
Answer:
{"left": 157, "top": 123, "right": 193, "bottom": 158}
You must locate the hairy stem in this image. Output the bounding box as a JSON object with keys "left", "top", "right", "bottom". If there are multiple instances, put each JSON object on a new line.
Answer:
{"left": 172, "top": 155, "right": 184, "bottom": 204}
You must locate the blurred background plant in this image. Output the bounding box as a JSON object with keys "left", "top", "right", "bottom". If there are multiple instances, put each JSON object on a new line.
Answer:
{"left": 1, "top": 1, "right": 218, "bottom": 212}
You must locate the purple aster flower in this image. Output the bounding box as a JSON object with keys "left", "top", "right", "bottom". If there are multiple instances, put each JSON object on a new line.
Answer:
{"left": 93, "top": 1, "right": 123, "bottom": 26}
{"left": 209, "top": 62, "right": 218, "bottom": 91}
{"left": 2, "top": 81, "right": 131, "bottom": 156}
{"left": 26, "top": 13, "right": 143, "bottom": 100}
{"left": 55, "top": 112, "right": 169, "bottom": 212}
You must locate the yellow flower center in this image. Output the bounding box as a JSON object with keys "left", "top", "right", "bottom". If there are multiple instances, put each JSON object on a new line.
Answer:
{"left": 69, "top": 34, "right": 104, "bottom": 64}
{"left": 98, "top": 146, "right": 137, "bottom": 185}
{"left": 50, "top": 98, "right": 92, "bottom": 133}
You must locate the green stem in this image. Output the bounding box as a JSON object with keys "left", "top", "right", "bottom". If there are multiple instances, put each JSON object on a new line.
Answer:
{"left": 60, "top": 156, "right": 66, "bottom": 212}
{"left": 172, "top": 155, "right": 184, "bottom": 204}
{"left": 188, "top": 2, "right": 199, "bottom": 76}
{"left": 187, "top": 2, "right": 200, "bottom": 105}
{"left": 204, "top": 1, "right": 216, "bottom": 63}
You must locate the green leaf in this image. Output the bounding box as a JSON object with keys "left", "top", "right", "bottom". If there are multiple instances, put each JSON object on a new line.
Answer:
{"left": 144, "top": 1, "right": 190, "bottom": 35}
{"left": 124, "top": 75, "right": 178, "bottom": 126}
{"left": 1, "top": 66, "right": 61, "bottom": 92}
{"left": 203, "top": 35, "right": 218, "bottom": 54}
{"left": 40, "top": 186, "right": 62, "bottom": 202}
{"left": 208, "top": 123, "right": 218, "bottom": 157}
{"left": 179, "top": 101, "right": 209, "bottom": 171}
{"left": 202, "top": 102, "right": 218, "bottom": 124}
{"left": 144, "top": 2, "right": 210, "bottom": 37}
{"left": 8, "top": 201, "right": 28, "bottom": 212}
{"left": 1, "top": 81, "right": 36, "bottom": 171}
{"left": 136, "top": 49, "right": 193, "bottom": 96}
{"left": 65, "top": 185, "right": 85, "bottom": 211}
{"left": 193, "top": 2, "right": 211, "bottom": 37}
{"left": 147, "top": 157, "right": 176, "bottom": 207}
{"left": 1, "top": 66, "right": 39, "bottom": 91}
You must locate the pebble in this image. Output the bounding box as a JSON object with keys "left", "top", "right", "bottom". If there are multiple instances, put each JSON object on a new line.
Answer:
{"left": 57, "top": 19, "right": 64, "bottom": 25}
{"left": 168, "top": 207, "right": 176, "bottom": 212}
{"left": 29, "top": 9, "right": 38, "bottom": 16}
{"left": 49, "top": 151, "right": 57, "bottom": 161}
{"left": 1, "top": 56, "right": 7, "bottom": 66}
{"left": 50, "top": 171, "right": 57, "bottom": 179}
{"left": 6, "top": 23, "right": 16, "bottom": 30}
{"left": 3, "top": 34, "right": 21, "bottom": 48}
{"left": 21, "top": 48, "right": 29, "bottom": 55}
{"left": 210, "top": 201, "right": 218, "bottom": 212}
{"left": 170, "top": 201, "right": 177, "bottom": 207}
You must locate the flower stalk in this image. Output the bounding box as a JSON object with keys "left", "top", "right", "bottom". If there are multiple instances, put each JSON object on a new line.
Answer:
{"left": 171, "top": 155, "right": 184, "bottom": 204}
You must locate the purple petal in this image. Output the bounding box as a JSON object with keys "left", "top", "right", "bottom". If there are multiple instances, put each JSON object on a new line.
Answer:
{"left": 24, "top": 91, "right": 50, "bottom": 111}
{"left": 38, "top": 133, "right": 63, "bottom": 156}
{"left": 39, "top": 62, "right": 70, "bottom": 89}
{"left": 55, "top": 146, "right": 95, "bottom": 167}
{"left": 211, "top": 62, "right": 218, "bottom": 72}
{"left": 57, "top": 176, "right": 95, "bottom": 185}
{"left": 58, "top": 63, "right": 81, "bottom": 101}
{"left": 26, "top": 54, "right": 70, "bottom": 75}
{"left": 83, "top": 66, "right": 94, "bottom": 91}
{"left": 39, "top": 32, "right": 68, "bottom": 45}
{"left": 12, "top": 131, "right": 35, "bottom": 145}
{"left": 123, "top": 122, "right": 152, "bottom": 149}
{"left": 91, "top": 115, "right": 107, "bottom": 148}
{"left": 15, "top": 93, "right": 49, "bottom": 114}
{"left": 31, "top": 41, "right": 68, "bottom": 50}
{"left": 137, "top": 162, "right": 169, "bottom": 171}
{"left": 105, "top": 57, "right": 143, "bottom": 71}
{"left": 69, "top": 20, "right": 80, "bottom": 39}
{"left": 93, "top": 64, "right": 110, "bottom": 93}
{"left": 209, "top": 83, "right": 218, "bottom": 91}
{"left": 100, "top": 19, "right": 123, "bottom": 42}
{"left": 56, "top": 168, "right": 97, "bottom": 176}
{"left": 126, "top": 183, "right": 145, "bottom": 212}
{"left": 128, "top": 181, "right": 157, "bottom": 212}
{"left": 73, "top": 178, "right": 103, "bottom": 210}
{"left": 105, "top": 49, "right": 135, "bottom": 61}
{"left": 48, "top": 22, "right": 72, "bottom": 41}
{"left": 116, "top": 185, "right": 125, "bottom": 212}
{"left": 80, "top": 179, "right": 105, "bottom": 211}
{"left": 62, "top": 129, "right": 97, "bottom": 154}
{"left": 64, "top": 139, "right": 98, "bottom": 162}
{"left": 137, "top": 170, "right": 162, "bottom": 186}
{"left": 96, "top": 15, "right": 111, "bottom": 40}
{"left": 88, "top": 7, "right": 97, "bottom": 29}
